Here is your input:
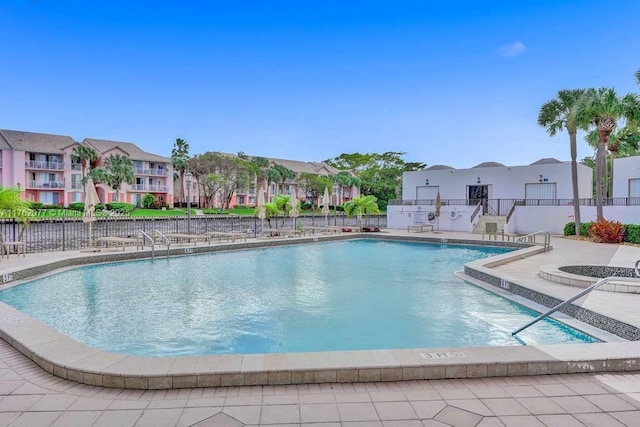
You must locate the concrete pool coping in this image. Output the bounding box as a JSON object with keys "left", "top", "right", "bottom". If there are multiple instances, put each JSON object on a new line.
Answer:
{"left": 1, "top": 232, "right": 640, "bottom": 389}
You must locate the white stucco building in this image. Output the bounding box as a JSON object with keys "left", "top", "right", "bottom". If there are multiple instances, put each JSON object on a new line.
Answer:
{"left": 402, "top": 158, "right": 592, "bottom": 206}
{"left": 612, "top": 156, "right": 640, "bottom": 200}
{"left": 389, "top": 158, "right": 594, "bottom": 234}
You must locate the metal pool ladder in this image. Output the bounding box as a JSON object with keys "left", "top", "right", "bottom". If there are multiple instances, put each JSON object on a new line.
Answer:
{"left": 512, "top": 259, "right": 640, "bottom": 336}
{"left": 151, "top": 229, "right": 171, "bottom": 259}
{"left": 138, "top": 230, "right": 171, "bottom": 260}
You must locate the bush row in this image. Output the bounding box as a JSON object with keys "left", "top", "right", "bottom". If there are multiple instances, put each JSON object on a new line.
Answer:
{"left": 564, "top": 221, "right": 640, "bottom": 244}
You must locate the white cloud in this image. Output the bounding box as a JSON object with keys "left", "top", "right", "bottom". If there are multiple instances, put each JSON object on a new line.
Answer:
{"left": 498, "top": 41, "right": 526, "bottom": 57}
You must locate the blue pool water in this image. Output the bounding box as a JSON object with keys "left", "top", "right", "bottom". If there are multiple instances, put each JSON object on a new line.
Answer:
{"left": 0, "top": 240, "right": 597, "bottom": 356}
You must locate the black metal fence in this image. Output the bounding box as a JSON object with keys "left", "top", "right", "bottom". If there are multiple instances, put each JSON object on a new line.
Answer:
{"left": 0, "top": 214, "right": 387, "bottom": 254}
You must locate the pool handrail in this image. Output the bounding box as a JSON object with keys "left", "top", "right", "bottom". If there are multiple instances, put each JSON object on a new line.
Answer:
{"left": 138, "top": 230, "right": 156, "bottom": 260}
{"left": 512, "top": 275, "right": 640, "bottom": 336}
{"left": 635, "top": 259, "right": 640, "bottom": 277}
{"left": 516, "top": 230, "right": 551, "bottom": 252}
{"left": 150, "top": 229, "right": 171, "bottom": 258}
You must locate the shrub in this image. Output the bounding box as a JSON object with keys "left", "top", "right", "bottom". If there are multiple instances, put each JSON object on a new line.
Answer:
{"left": 300, "top": 202, "right": 313, "bottom": 210}
{"left": 233, "top": 204, "right": 250, "bottom": 209}
{"left": 151, "top": 199, "right": 169, "bottom": 209}
{"left": 68, "top": 202, "right": 85, "bottom": 211}
{"left": 29, "top": 202, "right": 44, "bottom": 210}
{"left": 42, "top": 204, "right": 62, "bottom": 209}
{"left": 589, "top": 218, "right": 625, "bottom": 243}
{"left": 563, "top": 221, "right": 592, "bottom": 236}
{"left": 623, "top": 224, "right": 640, "bottom": 244}
{"left": 142, "top": 193, "right": 155, "bottom": 209}
{"left": 105, "top": 202, "right": 135, "bottom": 214}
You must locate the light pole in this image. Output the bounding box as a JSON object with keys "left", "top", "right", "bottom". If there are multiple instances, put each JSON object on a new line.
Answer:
{"left": 185, "top": 171, "right": 192, "bottom": 233}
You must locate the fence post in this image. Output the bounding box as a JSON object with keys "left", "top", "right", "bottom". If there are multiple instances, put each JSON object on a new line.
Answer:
{"left": 62, "top": 217, "right": 66, "bottom": 251}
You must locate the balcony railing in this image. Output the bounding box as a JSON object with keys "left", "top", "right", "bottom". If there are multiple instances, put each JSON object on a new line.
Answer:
{"left": 70, "top": 163, "right": 82, "bottom": 171}
{"left": 27, "top": 180, "right": 66, "bottom": 189}
{"left": 129, "top": 184, "right": 169, "bottom": 192}
{"left": 26, "top": 161, "right": 66, "bottom": 170}
{"left": 70, "top": 182, "right": 83, "bottom": 190}
{"left": 134, "top": 168, "right": 168, "bottom": 176}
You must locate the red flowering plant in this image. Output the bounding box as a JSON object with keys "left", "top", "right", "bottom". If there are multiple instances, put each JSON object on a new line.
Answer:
{"left": 589, "top": 218, "right": 626, "bottom": 243}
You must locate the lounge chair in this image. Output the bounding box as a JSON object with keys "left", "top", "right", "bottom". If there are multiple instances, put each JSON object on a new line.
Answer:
{"left": 0, "top": 232, "right": 26, "bottom": 258}
{"left": 95, "top": 236, "right": 143, "bottom": 251}
{"left": 483, "top": 222, "right": 498, "bottom": 240}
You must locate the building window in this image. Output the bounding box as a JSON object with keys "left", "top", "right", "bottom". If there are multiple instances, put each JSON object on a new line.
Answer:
{"left": 630, "top": 179, "right": 640, "bottom": 199}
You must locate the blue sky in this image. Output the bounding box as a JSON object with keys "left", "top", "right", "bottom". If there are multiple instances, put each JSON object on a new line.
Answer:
{"left": 1, "top": 1, "right": 638, "bottom": 168}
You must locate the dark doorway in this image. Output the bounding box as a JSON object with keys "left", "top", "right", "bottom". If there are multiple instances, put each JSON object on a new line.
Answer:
{"left": 468, "top": 185, "right": 489, "bottom": 214}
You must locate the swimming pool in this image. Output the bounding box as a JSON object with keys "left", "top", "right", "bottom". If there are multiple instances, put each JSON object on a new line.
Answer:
{"left": 0, "top": 240, "right": 597, "bottom": 356}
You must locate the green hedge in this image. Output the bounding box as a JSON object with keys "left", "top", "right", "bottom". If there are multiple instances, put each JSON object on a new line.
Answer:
{"left": 563, "top": 221, "right": 592, "bottom": 237}
{"left": 105, "top": 202, "right": 135, "bottom": 214}
{"left": 564, "top": 221, "right": 640, "bottom": 244}
{"left": 624, "top": 224, "right": 640, "bottom": 244}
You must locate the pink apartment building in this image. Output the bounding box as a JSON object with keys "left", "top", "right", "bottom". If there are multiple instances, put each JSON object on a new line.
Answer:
{"left": 0, "top": 129, "right": 173, "bottom": 207}
{"left": 83, "top": 138, "right": 173, "bottom": 206}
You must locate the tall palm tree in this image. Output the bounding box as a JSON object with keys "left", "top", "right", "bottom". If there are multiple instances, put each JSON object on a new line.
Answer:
{"left": 265, "top": 167, "right": 282, "bottom": 201}
{"left": 104, "top": 154, "right": 135, "bottom": 202}
{"left": 273, "top": 164, "right": 295, "bottom": 196}
{"left": 585, "top": 127, "right": 639, "bottom": 198}
{"left": 575, "top": 88, "right": 639, "bottom": 220}
{"left": 636, "top": 68, "right": 640, "bottom": 86}
{"left": 70, "top": 145, "right": 98, "bottom": 190}
{"left": 537, "top": 89, "right": 586, "bottom": 235}
{"left": 171, "top": 138, "right": 190, "bottom": 205}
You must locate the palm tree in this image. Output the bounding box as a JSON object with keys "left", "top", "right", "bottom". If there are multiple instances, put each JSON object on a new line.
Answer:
{"left": 575, "top": 88, "right": 640, "bottom": 220}
{"left": 585, "top": 127, "right": 640, "bottom": 198}
{"left": 273, "top": 194, "right": 292, "bottom": 226}
{"left": 70, "top": 145, "right": 98, "bottom": 190}
{"left": 265, "top": 167, "right": 282, "bottom": 201}
{"left": 0, "top": 186, "right": 32, "bottom": 241}
{"left": 636, "top": 68, "right": 640, "bottom": 86}
{"left": 273, "top": 165, "right": 295, "bottom": 197}
{"left": 344, "top": 195, "right": 380, "bottom": 230}
{"left": 538, "top": 89, "right": 586, "bottom": 236}
{"left": 171, "top": 138, "right": 190, "bottom": 206}
{"left": 104, "top": 154, "right": 135, "bottom": 202}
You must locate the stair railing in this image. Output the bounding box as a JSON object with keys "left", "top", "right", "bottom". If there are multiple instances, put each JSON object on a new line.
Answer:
{"left": 469, "top": 201, "right": 482, "bottom": 223}
{"left": 513, "top": 274, "right": 640, "bottom": 336}
{"left": 515, "top": 230, "right": 551, "bottom": 252}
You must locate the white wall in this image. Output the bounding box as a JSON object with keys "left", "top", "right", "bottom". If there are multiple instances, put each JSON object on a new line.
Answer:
{"left": 402, "top": 162, "right": 592, "bottom": 201}
{"left": 511, "top": 206, "right": 640, "bottom": 234}
{"left": 613, "top": 156, "right": 640, "bottom": 198}
{"left": 388, "top": 204, "right": 640, "bottom": 234}
{"left": 387, "top": 205, "right": 472, "bottom": 232}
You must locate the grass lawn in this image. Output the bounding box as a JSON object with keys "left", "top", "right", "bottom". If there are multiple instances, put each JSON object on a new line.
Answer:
{"left": 130, "top": 208, "right": 189, "bottom": 217}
